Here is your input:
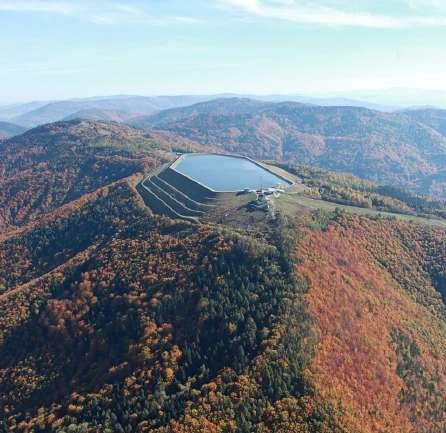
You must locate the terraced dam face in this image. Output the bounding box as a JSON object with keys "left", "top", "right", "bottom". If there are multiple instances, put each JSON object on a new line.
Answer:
{"left": 137, "top": 153, "right": 293, "bottom": 223}
{"left": 172, "top": 154, "right": 291, "bottom": 192}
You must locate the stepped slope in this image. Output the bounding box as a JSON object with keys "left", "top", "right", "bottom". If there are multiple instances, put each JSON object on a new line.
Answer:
{"left": 137, "top": 163, "right": 218, "bottom": 223}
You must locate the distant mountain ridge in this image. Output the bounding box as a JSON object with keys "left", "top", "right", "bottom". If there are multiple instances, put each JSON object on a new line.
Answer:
{"left": 0, "top": 93, "right": 404, "bottom": 128}
{"left": 5, "top": 95, "right": 216, "bottom": 128}
{"left": 62, "top": 108, "right": 136, "bottom": 123}
{"left": 0, "top": 121, "right": 26, "bottom": 139}
{"left": 0, "top": 100, "right": 52, "bottom": 121}
{"left": 130, "top": 97, "right": 275, "bottom": 127}
{"left": 402, "top": 108, "right": 446, "bottom": 136}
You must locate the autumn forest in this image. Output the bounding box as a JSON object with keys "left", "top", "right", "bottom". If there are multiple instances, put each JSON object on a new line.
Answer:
{"left": 2, "top": 118, "right": 446, "bottom": 433}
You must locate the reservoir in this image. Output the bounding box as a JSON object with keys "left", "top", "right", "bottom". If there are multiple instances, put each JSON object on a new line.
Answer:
{"left": 172, "top": 154, "right": 291, "bottom": 192}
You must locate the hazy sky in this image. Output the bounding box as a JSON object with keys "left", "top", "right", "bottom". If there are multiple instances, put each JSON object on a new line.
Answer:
{"left": 1, "top": 0, "right": 446, "bottom": 102}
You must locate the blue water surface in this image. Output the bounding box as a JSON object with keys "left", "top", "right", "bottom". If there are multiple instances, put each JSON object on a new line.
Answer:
{"left": 173, "top": 154, "right": 290, "bottom": 191}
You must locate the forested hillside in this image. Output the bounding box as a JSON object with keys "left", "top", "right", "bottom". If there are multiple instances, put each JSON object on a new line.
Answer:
{"left": 291, "top": 165, "right": 446, "bottom": 218}
{"left": 132, "top": 98, "right": 446, "bottom": 198}
{"left": 297, "top": 213, "right": 446, "bottom": 432}
{"left": 3, "top": 120, "right": 446, "bottom": 432}
{"left": 0, "top": 120, "right": 211, "bottom": 233}
{"left": 403, "top": 108, "right": 446, "bottom": 136}
{"left": 0, "top": 121, "right": 25, "bottom": 139}
{"left": 62, "top": 109, "right": 136, "bottom": 123}
{"left": 0, "top": 175, "right": 327, "bottom": 432}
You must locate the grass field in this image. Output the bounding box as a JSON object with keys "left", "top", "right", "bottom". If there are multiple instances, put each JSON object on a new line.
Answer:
{"left": 276, "top": 192, "right": 446, "bottom": 228}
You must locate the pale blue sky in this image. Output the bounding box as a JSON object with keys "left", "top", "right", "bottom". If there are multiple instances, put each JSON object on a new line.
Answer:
{"left": 1, "top": 0, "right": 446, "bottom": 102}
